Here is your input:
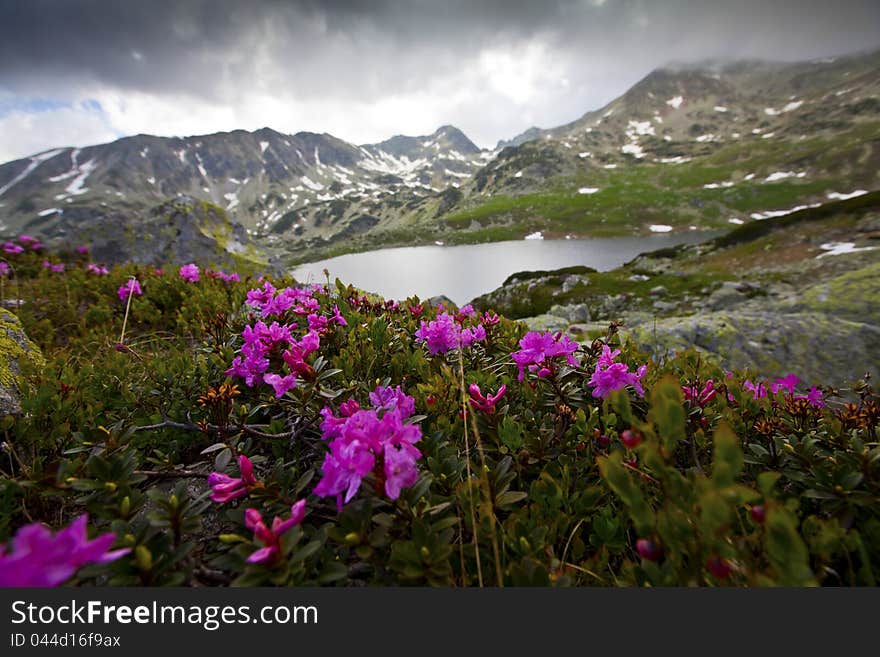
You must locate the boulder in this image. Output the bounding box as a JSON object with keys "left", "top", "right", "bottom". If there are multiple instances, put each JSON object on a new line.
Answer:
{"left": 0, "top": 310, "right": 45, "bottom": 415}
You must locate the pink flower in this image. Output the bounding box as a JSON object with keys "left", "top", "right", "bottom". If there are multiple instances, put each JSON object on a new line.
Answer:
{"left": 384, "top": 443, "right": 419, "bottom": 499}
{"left": 207, "top": 455, "right": 261, "bottom": 504}
{"left": 481, "top": 311, "right": 501, "bottom": 326}
{"left": 263, "top": 372, "right": 297, "bottom": 398}
{"left": 682, "top": 380, "right": 717, "bottom": 407}
{"left": 86, "top": 263, "right": 109, "bottom": 275}
{"left": 511, "top": 331, "right": 580, "bottom": 382}
{"left": 244, "top": 500, "right": 307, "bottom": 564}
{"left": 331, "top": 305, "right": 347, "bottom": 326}
{"left": 743, "top": 379, "right": 768, "bottom": 399}
{"left": 0, "top": 514, "right": 129, "bottom": 587}
{"left": 589, "top": 363, "right": 647, "bottom": 399}
{"left": 0, "top": 262, "right": 9, "bottom": 277}
{"left": 415, "top": 313, "right": 461, "bottom": 354}
{"left": 314, "top": 386, "right": 423, "bottom": 510}
{"left": 179, "top": 263, "right": 200, "bottom": 282}
{"left": 75, "top": 245, "right": 90, "bottom": 255}
{"left": 797, "top": 386, "right": 826, "bottom": 408}
{"left": 468, "top": 383, "right": 507, "bottom": 414}
{"left": 3, "top": 242, "right": 24, "bottom": 255}
{"left": 17, "top": 234, "right": 38, "bottom": 245}
{"left": 771, "top": 374, "right": 800, "bottom": 395}
{"left": 117, "top": 278, "right": 143, "bottom": 302}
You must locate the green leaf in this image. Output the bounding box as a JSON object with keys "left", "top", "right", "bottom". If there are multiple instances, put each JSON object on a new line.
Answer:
{"left": 711, "top": 422, "right": 743, "bottom": 489}
{"left": 598, "top": 454, "right": 654, "bottom": 536}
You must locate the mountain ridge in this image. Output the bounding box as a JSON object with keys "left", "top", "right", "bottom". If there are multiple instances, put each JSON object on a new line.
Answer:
{"left": 1, "top": 48, "right": 878, "bottom": 267}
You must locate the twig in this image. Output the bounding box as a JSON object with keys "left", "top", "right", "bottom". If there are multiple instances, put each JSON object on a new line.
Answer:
{"left": 134, "top": 469, "right": 208, "bottom": 479}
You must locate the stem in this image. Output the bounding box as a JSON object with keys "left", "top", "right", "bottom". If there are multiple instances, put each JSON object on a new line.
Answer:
{"left": 118, "top": 275, "right": 136, "bottom": 344}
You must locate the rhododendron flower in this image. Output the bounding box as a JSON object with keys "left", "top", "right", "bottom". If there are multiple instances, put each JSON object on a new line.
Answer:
{"left": 415, "top": 313, "right": 461, "bottom": 354}
{"left": 29, "top": 241, "right": 44, "bottom": 251}
{"left": 76, "top": 245, "right": 89, "bottom": 255}
{"left": 208, "top": 455, "right": 261, "bottom": 503}
{"left": 683, "top": 380, "right": 717, "bottom": 407}
{"left": 460, "top": 325, "right": 487, "bottom": 347}
{"left": 590, "top": 363, "right": 647, "bottom": 398}
{"left": 3, "top": 242, "right": 24, "bottom": 255}
{"left": 743, "top": 379, "right": 768, "bottom": 399}
{"left": 588, "top": 344, "right": 647, "bottom": 398}
{"left": 263, "top": 372, "right": 297, "bottom": 397}
{"left": 468, "top": 383, "right": 507, "bottom": 414}
{"left": 771, "top": 374, "right": 800, "bottom": 395}
{"left": 42, "top": 260, "right": 64, "bottom": 273}
{"left": 369, "top": 385, "right": 416, "bottom": 419}
{"left": 315, "top": 386, "right": 422, "bottom": 509}
{"left": 0, "top": 262, "right": 9, "bottom": 277}
{"left": 17, "top": 234, "right": 38, "bottom": 245}
{"left": 244, "top": 500, "right": 307, "bottom": 564}
{"left": 511, "top": 331, "right": 580, "bottom": 382}
{"left": 797, "top": 386, "right": 826, "bottom": 408}
{"left": 86, "top": 263, "right": 109, "bottom": 275}
{"left": 307, "top": 313, "right": 329, "bottom": 333}
{"left": 408, "top": 304, "right": 424, "bottom": 317}
{"left": 0, "top": 514, "right": 129, "bottom": 587}
{"left": 179, "top": 263, "right": 199, "bottom": 282}
{"left": 331, "top": 305, "right": 347, "bottom": 326}
{"left": 384, "top": 443, "right": 419, "bottom": 499}
{"left": 117, "top": 278, "right": 142, "bottom": 302}
{"left": 481, "top": 311, "right": 501, "bottom": 326}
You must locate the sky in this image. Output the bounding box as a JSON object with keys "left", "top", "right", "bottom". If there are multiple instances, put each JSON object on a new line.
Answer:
{"left": 1, "top": 0, "right": 879, "bottom": 163}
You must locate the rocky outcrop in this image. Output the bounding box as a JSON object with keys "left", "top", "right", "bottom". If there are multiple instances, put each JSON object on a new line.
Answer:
{"left": 0, "top": 310, "right": 45, "bottom": 415}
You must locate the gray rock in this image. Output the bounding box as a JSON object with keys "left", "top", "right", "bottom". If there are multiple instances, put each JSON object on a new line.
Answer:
{"left": 522, "top": 313, "right": 570, "bottom": 333}
{"left": 1, "top": 310, "right": 44, "bottom": 415}
{"left": 626, "top": 310, "right": 880, "bottom": 387}
{"left": 650, "top": 285, "right": 668, "bottom": 297}
{"left": 549, "top": 303, "right": 591, "bottom": 323}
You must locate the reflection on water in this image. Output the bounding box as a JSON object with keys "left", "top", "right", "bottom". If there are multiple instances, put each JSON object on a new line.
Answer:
{"left": 291, "top": 233, "right": 717, "bottom": 305}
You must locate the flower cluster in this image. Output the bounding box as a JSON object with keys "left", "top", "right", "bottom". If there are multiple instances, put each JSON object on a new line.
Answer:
{"left": 682, "top": 380, "right": 717, "bottom": 407}
{"left": 179, "top": 263, "right": 200, "bottom": 283}
{"left": 244, "top": 501, "right": 306, "bottom": 564}
{"left": 511, "top": 331, "right": 580, "bottom": 381}
{"left": 744, "top": 373, "right": 825, "bottom": 407}
{"left": 227, "top": 283, "right": 345, "bottom": 396}
{"left": 0, "top": 262, "right": 9, "bottom": 277}
{"left": 588, "top": 344, "right": 647, "bottom": 399}
{"left": 414, "top": 312, "right": 487, "bottom": 355}
{"left": 0, "top": 515, "right": 129, "bottom": 587}
{"left": 117, "top": 278, "right": 143, "bottom": 302}
{"left": 86, "top": 263, "right": 109, "bottom": 275}
{"left": 208, "top": 455, "right": 262, "bottom": 503}
{"left": 314, "top": 385, "right": 422, "bottom": 510}
{"left": 208, "top": 269, "right": 241, "bottom": 283}
{"left": 42, "top": 260, "right": 65, "bottom": 273}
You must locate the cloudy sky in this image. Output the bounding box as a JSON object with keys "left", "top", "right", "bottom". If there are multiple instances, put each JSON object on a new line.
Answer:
{"left": 1, "top": 0, "right": 878, "bottom": 162}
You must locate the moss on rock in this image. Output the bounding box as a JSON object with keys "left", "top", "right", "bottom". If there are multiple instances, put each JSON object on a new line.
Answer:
{"left": 0, "top": 310, "right": 45, "bottom": 415}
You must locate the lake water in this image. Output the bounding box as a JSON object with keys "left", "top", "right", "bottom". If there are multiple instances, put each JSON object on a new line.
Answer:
{"left": 291, "top": 232, "right": 717, "bottom": 305}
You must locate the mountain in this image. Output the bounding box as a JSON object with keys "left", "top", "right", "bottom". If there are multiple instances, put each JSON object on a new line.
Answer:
{"left": 448, "top": 49, "right": 880, "bottom": 242}
{"left": 0, "top": 49, "right": 878, "bottom": 267}
{"left": 0, "top": 124, "right": 492, "bottom": 264}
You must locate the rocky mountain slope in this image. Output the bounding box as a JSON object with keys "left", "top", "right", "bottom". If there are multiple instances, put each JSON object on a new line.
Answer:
{"left": 0, "top": 124, "right": 492, "bottom": 264}
{"left": 0, "top": 49, "right": 878, "bottom": 267}
{"left": 472, "top": 191, "right": 880, "bottom": 387}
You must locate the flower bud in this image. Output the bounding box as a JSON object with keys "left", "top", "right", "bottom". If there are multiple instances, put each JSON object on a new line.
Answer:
{"left": 749, "top": 505, "right": 766, "bottom": 524}
{"left": 135, "top": 546, "right": 153, "bottom": 571}
{"left": 621, "top": 429, "right": 642, "bottom": 449}
{"left": 636, "top": 538, "right": 663, "bottom": 562}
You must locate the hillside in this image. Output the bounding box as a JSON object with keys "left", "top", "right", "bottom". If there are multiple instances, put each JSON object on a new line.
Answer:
{"left": 0, "top": 49, "right": 878, "bottom": 267}
{"left": 472, "top": 191, "right": 880, "bottom": 386}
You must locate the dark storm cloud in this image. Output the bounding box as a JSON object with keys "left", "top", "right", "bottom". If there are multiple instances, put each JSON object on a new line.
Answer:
{"left": 0, "top": 0, "right": 878, "bottom": 160}
{"left": 3, "top": 0, "right": 879, "bottom": 98}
